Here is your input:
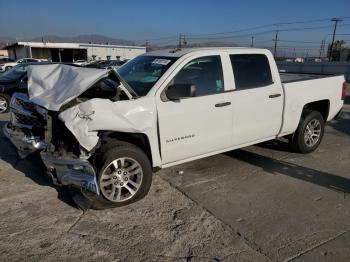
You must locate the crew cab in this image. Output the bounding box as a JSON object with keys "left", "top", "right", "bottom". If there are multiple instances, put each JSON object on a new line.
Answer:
{"left": 4, "top": 48, "right": 346, "bottom": 209}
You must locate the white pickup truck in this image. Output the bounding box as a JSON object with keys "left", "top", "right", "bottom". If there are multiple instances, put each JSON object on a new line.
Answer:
{"left": 4, "top": 48, "right": 346, "bottom": 209}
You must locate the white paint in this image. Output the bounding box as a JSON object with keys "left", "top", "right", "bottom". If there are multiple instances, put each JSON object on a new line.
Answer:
{"left": 27, "top": 48, "right": 345, "bottom": 169}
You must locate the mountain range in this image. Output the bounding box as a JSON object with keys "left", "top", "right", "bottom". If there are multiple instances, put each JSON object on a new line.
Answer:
{"left": 0, "top": 34, "right": 239, "bottom": 50}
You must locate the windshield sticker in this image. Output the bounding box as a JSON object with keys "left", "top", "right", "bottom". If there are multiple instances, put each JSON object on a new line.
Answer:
{"left": 152, "top": 59, "right": 171, "bottom": 66}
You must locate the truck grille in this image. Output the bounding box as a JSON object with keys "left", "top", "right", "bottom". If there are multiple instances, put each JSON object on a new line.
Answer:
{"left": 13, "top": 112, "right": 45, "bottom": 128}
{"left": 14, "top": 98, "right": 36, "bottom": 111}
{"left": 10, "top": 93, "right": 47, "bottom": 129}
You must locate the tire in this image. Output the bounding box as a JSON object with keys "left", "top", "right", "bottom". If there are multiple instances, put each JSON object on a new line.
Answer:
{"left": 83, "top": 141, "right": 152, "bottom": 209}
{"left": 0, "top": 93, "right": 10, "bottom": 113}
{"left": 5, "top": 66, "right": 12, "bottom": 71}
{"left": 289, "top": 110, "right": 325, "bottom": 153}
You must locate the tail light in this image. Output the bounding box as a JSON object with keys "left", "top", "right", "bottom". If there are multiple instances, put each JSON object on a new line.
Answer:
{"left": 342, "top": 81, "right": 347, "bottom": 100}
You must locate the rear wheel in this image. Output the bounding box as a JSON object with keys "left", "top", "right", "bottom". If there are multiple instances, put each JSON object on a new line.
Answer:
{"left": 84, "top": 141, "right": 152, "bottom": 209}
{"left": 289, "top": 110, "right": 325, "bottom": 153}
{"left": 0, "top": 93, "right": 10, "bottom": 113}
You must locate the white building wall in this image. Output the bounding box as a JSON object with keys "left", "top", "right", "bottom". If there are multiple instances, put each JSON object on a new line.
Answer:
{"left": 0, "top": 50, "right": 8, "bottom": 57}
{"left": 6, "top": 42, "right": 146, "bottom": 61}
{"left": 82, "top": 44, "right": 146, "bottom": 61}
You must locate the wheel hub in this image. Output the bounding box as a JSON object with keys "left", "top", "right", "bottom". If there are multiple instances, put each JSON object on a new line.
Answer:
{"left": 112, "top": 169, "right": 129, "bottom": 186}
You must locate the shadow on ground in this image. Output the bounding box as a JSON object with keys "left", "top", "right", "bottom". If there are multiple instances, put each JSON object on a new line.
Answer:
{"left": 0, "top": 120, "right": 77, "bottom": 208}
{"left": 345, "top": 94, "right": 350, "bottom": 105}
{"left": 227, "top": 149, "right": 350, "bottom": 194}
{"left": 257, "top": 139, "right": 292, "bottom": 153}
{"left": 329, "top": 111, "right": 350, "bottom": 136}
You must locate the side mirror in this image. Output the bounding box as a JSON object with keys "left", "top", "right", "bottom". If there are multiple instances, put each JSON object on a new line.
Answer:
{"left": 165, "top": 84, "right": 196, "bottom": 101}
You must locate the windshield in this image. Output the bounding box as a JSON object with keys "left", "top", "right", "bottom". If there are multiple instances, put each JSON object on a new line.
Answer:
{"left": 1, "top": 64, "right": 28, "bottom": 80}
{"left": 117, "top": 56, "right": 177, "bottom": 96}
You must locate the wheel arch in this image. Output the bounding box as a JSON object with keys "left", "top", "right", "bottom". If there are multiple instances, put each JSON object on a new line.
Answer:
{"left": 302, "top": 99, "right": 330, "bottom": 121}
{"left": 98, "top": 131, "right": 156, "bottom": 169}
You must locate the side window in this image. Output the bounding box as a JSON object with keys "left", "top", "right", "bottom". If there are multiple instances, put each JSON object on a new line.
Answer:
{"left": 172, "top": 55, "right": 224, "bottom": 96}
{"left": 230, "top": 54, "right": 273, "bottom": 90}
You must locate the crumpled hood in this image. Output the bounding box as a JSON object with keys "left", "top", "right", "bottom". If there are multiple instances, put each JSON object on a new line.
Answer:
{"left": 27, "top": 64, "right": 109, "bottom": 111}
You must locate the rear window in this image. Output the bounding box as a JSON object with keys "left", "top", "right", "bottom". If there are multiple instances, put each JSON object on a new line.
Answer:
{"left": 229, "top": 54, "right": 273, "bottom": 89}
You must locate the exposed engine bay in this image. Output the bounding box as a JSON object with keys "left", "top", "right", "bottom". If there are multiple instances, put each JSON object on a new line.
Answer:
{"left": 7, "top": 69, "right": 132, "bottom": 159}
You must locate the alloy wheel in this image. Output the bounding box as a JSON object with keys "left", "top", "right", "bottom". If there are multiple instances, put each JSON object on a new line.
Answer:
{"left": 304, "top": 119, "right": 321, "bottom": 147}
{"left": 99, "top": 157, "right": 143, "bottom": 202}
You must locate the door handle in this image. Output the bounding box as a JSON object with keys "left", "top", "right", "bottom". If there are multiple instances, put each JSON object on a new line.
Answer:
{"left": 269, "top": 94, "right": 281, "bottom": 98}
{"left": 215, "top": 102, "right": 231, "bottom": 107}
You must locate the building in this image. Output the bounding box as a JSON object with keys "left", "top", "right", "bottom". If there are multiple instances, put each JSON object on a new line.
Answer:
{"left": 4, "top": 41, "right": 146, "bottom": 62}
{"left": 0, "top": 49, "right": 8, "bottom": 57}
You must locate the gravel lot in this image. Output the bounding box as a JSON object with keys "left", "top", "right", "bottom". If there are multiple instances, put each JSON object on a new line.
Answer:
{"left": 0, "top": 87, "right": 349, "bottom": 261}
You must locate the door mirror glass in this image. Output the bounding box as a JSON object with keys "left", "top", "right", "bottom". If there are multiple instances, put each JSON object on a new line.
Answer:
{"left": 165, "top": 84, "right": 196, "bottom": 100}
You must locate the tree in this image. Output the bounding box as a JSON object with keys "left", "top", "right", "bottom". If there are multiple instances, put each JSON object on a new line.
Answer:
{"left": 327, "top": 40, "right": 346, "bottom": 61}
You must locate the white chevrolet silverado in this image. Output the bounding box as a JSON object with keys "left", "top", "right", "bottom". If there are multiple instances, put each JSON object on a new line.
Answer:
{"left": 4, "top": 48, "right": 346, "bottom": 209}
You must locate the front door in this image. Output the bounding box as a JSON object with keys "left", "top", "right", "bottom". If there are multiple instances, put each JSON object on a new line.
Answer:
{"left": 156, "top": 55, "right": 234, "bottom": 164}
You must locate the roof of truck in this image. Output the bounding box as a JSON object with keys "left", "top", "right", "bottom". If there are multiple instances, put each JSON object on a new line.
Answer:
{"left": 143, "top": 47, "right": 268, "bottom": 57}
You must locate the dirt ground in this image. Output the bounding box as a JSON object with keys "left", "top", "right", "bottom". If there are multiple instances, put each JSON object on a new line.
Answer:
{"left": 0, "top": 87, "right": 349, "bottom": 261}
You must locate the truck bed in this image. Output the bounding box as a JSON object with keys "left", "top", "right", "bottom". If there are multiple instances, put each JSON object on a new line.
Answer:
{"left": 280, "top": 72, "right": 335, "bottom": 83}
{"left": 279, "top": 73, "right": 344, "bottom": 137}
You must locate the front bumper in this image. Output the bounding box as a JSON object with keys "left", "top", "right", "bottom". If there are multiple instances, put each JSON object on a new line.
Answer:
{"left": 5, "top": 123, "right": 99, "bottom": 195}
{"left": 41, "top": 152, "right": 100, "bottom": 195}
{"left": 4, "top": 93, "right": 100, "bottom": 195}
{"left": 3, "top": 123, "right": 47, "bottom": 158}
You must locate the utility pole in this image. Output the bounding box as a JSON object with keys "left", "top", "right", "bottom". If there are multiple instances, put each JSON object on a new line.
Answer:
{"left": 328, "top": 18, "right": 342, "bottom": 61}
{"left": 178, "top": 33, "right": 182, "bottom": 49}
{"left": 250, "top": 36, "right": 254, "bottom": 47}
{"left": 319, "top": 39, "right": 325, "bottom": 58}
{"left": 183, "top": 35, "right": 187, "bottom": 46}
{"left": 273, "top": 25, "right": 279, "bottom": 58}
{"left": 145, "top": 40, "right": 149, "bottom": 52}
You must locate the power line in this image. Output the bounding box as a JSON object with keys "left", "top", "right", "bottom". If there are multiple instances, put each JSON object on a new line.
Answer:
{"left": 277, "top": 39, "right": 323, "bottom": 44}
{"left": 185, "top": 16, "right": 350, "bottom": 37}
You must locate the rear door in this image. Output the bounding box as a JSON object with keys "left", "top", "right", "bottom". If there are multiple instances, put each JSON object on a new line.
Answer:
{"left": 229, "top": 53, "right": 284, "bottom": 145}
{"left": 156, "top": 53, "right": 234, "bottom": 164}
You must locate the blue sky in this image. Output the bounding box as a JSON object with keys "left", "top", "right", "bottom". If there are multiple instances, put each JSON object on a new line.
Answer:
{"left": 0, "top": 0, "right": 349, "bottom": 54}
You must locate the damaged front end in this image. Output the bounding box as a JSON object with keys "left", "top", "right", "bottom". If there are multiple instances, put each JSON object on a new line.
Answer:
{"left": 4, "top": 63, "right": 157, "bottom": 201}
{"left": 4, "top": 92, "right": 100, "bottom": 195}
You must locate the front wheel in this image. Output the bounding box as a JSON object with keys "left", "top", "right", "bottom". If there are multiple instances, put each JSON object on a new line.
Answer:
{"left": 5, "top": 66, "right": 12, "bottom": 71}
{"left": 289, "top": 110, "right": 325, "bottom": 153}
{"left": 0, "top": 94, "right": 10, "bottom": 113}
{"left": 86, "top": 141, "right": 153, "bottom": 209}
